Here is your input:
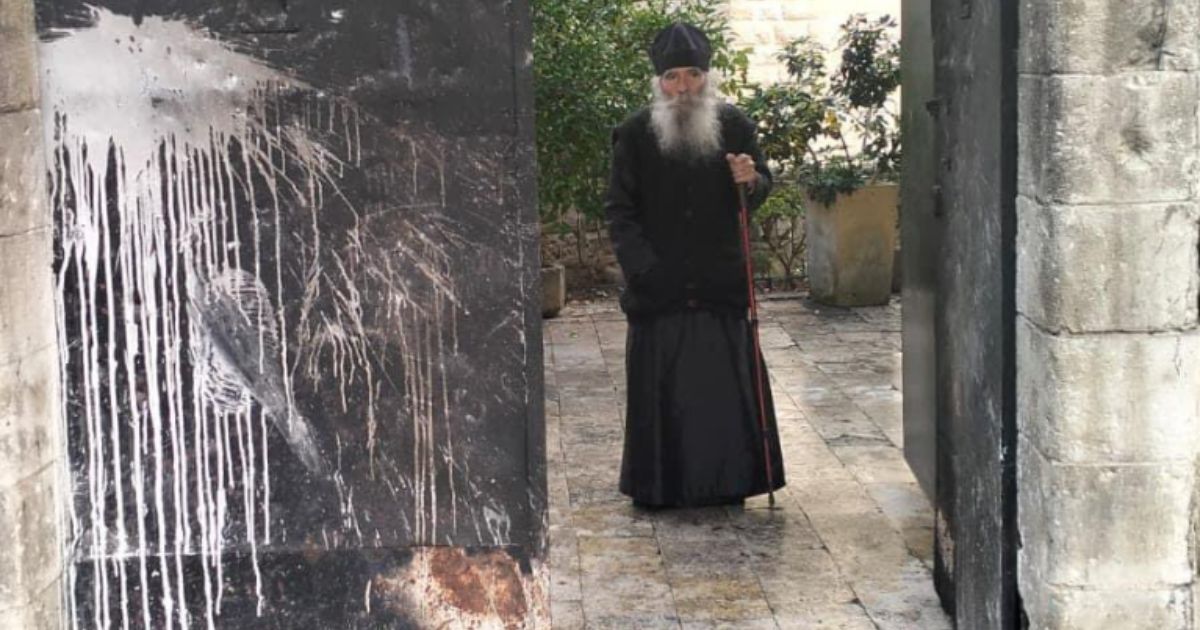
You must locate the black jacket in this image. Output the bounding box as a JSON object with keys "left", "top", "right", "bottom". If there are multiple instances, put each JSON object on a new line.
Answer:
{"left": 605, "top": 103, "right": 772, "bottom": 317}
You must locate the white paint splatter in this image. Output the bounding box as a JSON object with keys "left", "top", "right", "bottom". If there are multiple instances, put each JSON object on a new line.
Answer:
{"left": 43, "top": 6, "right": 525, "bottom": 628}
{"left": 44, "top": 7, "right": 472, "bottom": 624}
{"left": 483, "top": 504, "right": 511, "bottom": 546}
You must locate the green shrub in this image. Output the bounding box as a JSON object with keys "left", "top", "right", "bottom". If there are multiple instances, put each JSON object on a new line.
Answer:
{"left": 531, "top": 0, "right": 746, "bottom": 233}
{"left": 739, "top": 14, "right": 901, "bottom": 208}
{"left": 754, "top": 183, "right": 808, "bottom": 289}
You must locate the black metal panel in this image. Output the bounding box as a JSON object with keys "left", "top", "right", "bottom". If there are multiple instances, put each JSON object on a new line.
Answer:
{"left": 900, "top": 0, "right": 939, "bottom": 508}
{"left": 38, "top": 1, "right": 546, "bottom": 626}
{"left": 929, "top": 0, "right": 1019, "bottom": 626}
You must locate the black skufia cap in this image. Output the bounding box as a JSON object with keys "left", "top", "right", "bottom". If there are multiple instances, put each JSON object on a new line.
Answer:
{"left": 649, "top": 22, "right": 712, "bottom": 75}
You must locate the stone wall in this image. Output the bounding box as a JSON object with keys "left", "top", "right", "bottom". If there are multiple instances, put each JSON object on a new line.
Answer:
{"left": 723, "top": 0, "right": 900, "bottom": 84}
{"left": 1017, "top": 1, "right": 1200, "bottom": 626}
{"left": 0, "top": 0, "right": 65, "bottom": 628}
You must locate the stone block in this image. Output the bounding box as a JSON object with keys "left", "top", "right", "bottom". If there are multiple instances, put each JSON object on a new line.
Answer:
{"left": 770, "top": 22, "right": 803, "bottom": 44}
{"left": 1019, "top": 73, "right": 1197, "bottom": 205}
{"left": 670, "top": 573, "right": 773, "bottom": 622}
{"left": 0, "top": 465, "right": 63, "bottom": 613}
{"left": 1016, "top": 198, "right": 1200, "bottom": 332}
{"left": 549, "top": 598, "right": 585, "bottom": 630}
{"left": 1016, "top": 77, "right": 1041, "bottom": 201}
{"left": 1018, "top": 580, "right": 1191, "bottom": 630}
{"left": 577, "top": 536, "right": 675, "bottom": 617}
{"left": 0, "top": 109, "right": 50, "bottom": 237}
{"left": 0, "top": 0, "right": 39, "bottom": 112}
{"left": 751, "top": 25, "right": 775, "bottom": 46}
{"left": 727, "top": 4, "right": 756, "bottom": 21}
{"left": 1018, "top": 443, "right": 1193, "bottom": 589}
{"left": 0, "top": 344, "right": 59, "bottom": 491}
{"left": 0, "top": 230, "right": 56, "bottom": 365}
{"left": 0, "top": 0, "right": 35, "bottom": 32}
{"left": 0, "top": 578, "right": 60, "bottom": 628}
{"left": 780, "top": 5, "right": 819, "bottom": 21}
{"left": 0, "top": 232, "right": 60, "bottom": 490}
{"left": 1020, "top": 0, "right": 1200, "bottom": 74}
{"left": 1017, "top": 320, "right": 1200, "bottom": 463}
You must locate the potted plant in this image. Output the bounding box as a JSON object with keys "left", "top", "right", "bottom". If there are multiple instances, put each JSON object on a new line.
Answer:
{"left": 737, "top": 37, "right": 828, "bottom": 291}
{"left": 743, "top": 15, "right": 901, "bottom": 306}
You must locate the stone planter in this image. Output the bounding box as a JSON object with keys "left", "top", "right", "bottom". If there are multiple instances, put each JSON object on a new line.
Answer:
{"left": 541, "top": 263, "right": 566, "bottom": 318}
{"left": 805, "top": 183, "right": 899, "bottom": 307}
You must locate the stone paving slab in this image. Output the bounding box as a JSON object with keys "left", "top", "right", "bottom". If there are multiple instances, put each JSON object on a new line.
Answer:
{"left": 545, "top": 295, "right": 950, "bottom": 629}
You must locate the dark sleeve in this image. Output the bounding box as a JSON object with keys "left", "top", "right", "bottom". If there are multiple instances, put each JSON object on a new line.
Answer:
{"left": 604, "top": 124, "right": 658, "bottom": 278}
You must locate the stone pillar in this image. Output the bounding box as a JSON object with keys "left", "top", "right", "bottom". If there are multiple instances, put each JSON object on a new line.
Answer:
{"left": 0, "top": 0, "right": 66, "bottom": 628}
{"left": 1018, "top": 1, "right": 1200, "bottom": 626}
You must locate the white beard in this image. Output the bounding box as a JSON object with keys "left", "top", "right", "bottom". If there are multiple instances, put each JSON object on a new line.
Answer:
{"left": 649, "top": 74, "right": 723, "bottom": 161}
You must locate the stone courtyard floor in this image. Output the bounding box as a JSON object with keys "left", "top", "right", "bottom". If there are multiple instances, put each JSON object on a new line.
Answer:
{"left": 543, "top": 295, "right": 951, "bottom": 629}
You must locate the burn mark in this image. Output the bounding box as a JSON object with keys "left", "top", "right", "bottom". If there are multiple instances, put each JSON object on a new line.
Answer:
{"left": 375, "top": 548, "right": 545, "bottom": 630}
{"left": 434, "top": 549, "right": 528, "bottom": 621}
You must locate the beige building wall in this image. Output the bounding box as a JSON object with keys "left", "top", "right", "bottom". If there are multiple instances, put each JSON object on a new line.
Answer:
{"left": 724, "top": 0, "right": 901, "bottom": 84}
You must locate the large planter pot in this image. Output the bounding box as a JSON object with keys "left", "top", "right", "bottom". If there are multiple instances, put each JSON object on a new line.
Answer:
{"left": 541, "top": 263, "right": 566, "bottom": 318}
{"left": 805, "top": 183, "right": 899, "bottom": 307}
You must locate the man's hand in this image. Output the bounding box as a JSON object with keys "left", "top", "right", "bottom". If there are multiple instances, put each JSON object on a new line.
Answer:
{"left": 725, "top": 153, "right": 757, "bottom": 187}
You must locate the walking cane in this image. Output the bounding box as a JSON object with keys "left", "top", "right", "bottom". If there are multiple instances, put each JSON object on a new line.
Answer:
{"left": 736, "top": 183, "right": 777, "bottom": 508}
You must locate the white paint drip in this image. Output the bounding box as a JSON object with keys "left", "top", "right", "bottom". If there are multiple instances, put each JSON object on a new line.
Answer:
{"left": 46, "top": 9, "right": 318, "bottom": 628}
{"left": 483, "top": 504, "right": 512, "bottom": 546}
{"left": 45, "top": 7, "right": 489, "bottom": 628}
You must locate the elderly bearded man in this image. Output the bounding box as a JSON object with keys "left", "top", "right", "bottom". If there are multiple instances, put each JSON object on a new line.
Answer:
{"left": 605, "top": 22, "right": 786, "bottom": 508}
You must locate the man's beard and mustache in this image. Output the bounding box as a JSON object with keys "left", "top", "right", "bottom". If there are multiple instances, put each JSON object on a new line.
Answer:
{"left": 649, "top": 74, "right": 723, "bottom": 161}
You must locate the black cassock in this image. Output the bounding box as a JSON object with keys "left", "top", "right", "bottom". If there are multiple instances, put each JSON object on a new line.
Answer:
{"left": 605, "top": 104, "right": 786, "bottom": 507}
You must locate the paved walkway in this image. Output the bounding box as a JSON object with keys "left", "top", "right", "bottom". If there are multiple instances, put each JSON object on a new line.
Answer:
{"left": 543, "top": 295, "right": 950, "bottom": 629}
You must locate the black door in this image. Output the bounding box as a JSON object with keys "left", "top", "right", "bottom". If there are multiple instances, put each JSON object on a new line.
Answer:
{"left": 901, "top": 0, "right": 939, "bottom": 509}
{"left": 902, "top": 0, "right": 1019, "bottom": 626}
{"left": 38, "top": 1, "right": 546, "bottom": 627}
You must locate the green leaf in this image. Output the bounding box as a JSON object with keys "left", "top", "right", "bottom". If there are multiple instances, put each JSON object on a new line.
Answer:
{"left": 531, "top": 0, "right": 743, "bottom": 227}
